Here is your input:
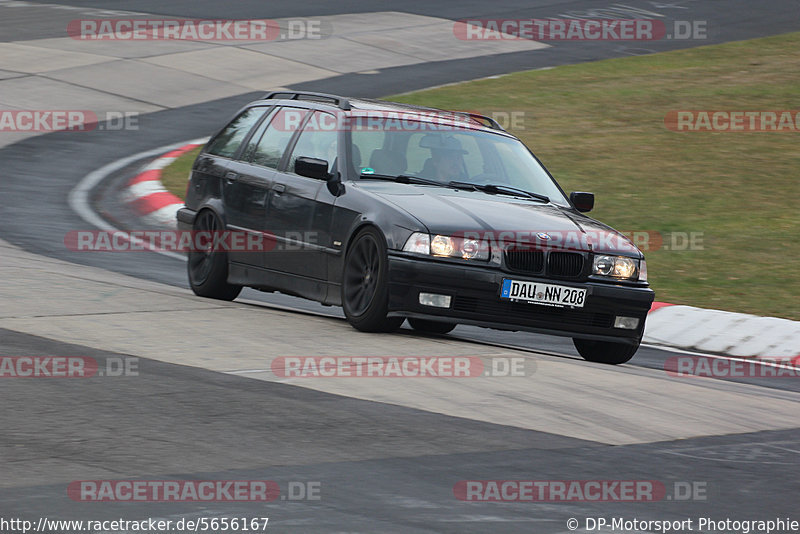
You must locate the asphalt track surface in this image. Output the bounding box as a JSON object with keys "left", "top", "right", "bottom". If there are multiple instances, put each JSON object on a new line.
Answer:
{"left": 1, "top": 1, "right": 800, "bottom": 532}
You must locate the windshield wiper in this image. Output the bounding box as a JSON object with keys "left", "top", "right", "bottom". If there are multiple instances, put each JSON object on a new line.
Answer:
{"left": 449, "top": 181, "right": 549, "bottom": 203}
{"left": 360, "top": 173, "right": 447, "bottom": 187}
{"left": 359, "top": 174, "right": 549, "bottom": 202}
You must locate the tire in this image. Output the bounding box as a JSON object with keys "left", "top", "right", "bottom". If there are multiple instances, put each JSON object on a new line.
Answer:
{"left": 342, "top": 227, "right": 403, "bottom": 333}
{"left": 408, "top": 318, "right": 456, "bottom": 335}
{"left": 573, "top": 338, "right": 640, "bottom": 365}
{"left": 187, "top": 209, "right": 242, "bottom": 301}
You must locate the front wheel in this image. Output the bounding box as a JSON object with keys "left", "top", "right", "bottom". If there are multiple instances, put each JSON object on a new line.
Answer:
{"left": 187, "top": 210, "right": 242, "bottom": 301}
{"left": 408, "top": 318, "right": 456, "bottom": 335}
{"left": 573, "top": 338, "right": 640, "bottom": 365}
{"left": 342, "top": 227, "right": 403, "bottom": 332}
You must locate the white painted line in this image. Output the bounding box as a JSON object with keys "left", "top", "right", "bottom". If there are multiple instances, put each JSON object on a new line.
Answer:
{"left": 225, "top": 369, "right": 273, "bottom": 375}
{"left": 68, "top": 137, "right": 208, "bottom": 261}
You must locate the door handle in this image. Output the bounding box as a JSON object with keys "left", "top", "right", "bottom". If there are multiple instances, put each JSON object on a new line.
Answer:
{"left": 273, "top": 183, "right": 286, "bottom": 194}
{"left": 225, "top": 172, "right": 238, "bottom": 184}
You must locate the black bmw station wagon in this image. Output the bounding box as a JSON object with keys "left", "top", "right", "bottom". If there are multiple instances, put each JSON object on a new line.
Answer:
{"left": 178, "top": 91, "right": 654, "bottom": 364}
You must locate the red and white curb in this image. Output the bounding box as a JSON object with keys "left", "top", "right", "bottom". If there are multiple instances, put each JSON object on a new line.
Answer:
{"left": 118, "top": 142, "right": 799, "bottom": 363}
{"left": 122, "top": 138, "right": 207, "bottom": 228}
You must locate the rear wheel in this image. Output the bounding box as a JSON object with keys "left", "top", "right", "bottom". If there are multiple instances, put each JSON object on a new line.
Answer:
{"left": 187, "top": 210, "right": 242, "bottom": 301}
{"left": 408, "top": 318, "right": 456, "bottom": 335}
{"left": 573, "top": 338, "right": 639, "bottom": 365}
{"left": 342, "top": 227, "right": 403, "bottom": 333}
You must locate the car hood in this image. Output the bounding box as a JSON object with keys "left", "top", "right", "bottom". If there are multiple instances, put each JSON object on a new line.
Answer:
{"left": 360, "top": 183, "right": 640, "bottom": 256}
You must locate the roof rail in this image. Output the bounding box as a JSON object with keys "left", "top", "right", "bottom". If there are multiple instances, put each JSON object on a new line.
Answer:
{"left": 263, "top": 91, "right": 351, "bottom": 110}
{"left": 456, "top": 111, "right": 505, "bottom": 131}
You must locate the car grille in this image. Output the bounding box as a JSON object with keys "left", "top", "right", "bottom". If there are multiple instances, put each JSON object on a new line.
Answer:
{"left": 452, "top": 296, "right": 614, "bottom": 329}
{"left": 504, "top": 248, "right": 544, "bottom": 273}
{"left": 548, "top": 251, "right": 584, "bottom": 277}
{"left": 504, "top": 248, "right": 585, "bottom": 279}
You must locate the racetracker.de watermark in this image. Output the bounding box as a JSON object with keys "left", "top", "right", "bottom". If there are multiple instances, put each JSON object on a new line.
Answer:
{"left": 0, "top": 110, "right": 138, "bottom": 132}
{"left": 67, "top": 18, "right": 327, "bottom": 41}
{"left": 268, "top": 109, "right": 527, "bottom": 132}
{"left": 453, "top": 230, "right": 704, "bottom": 253}
{"left": 65, "top": 230, "right": 278, "bottom": 252}
{"left": 454, "top": 480, "right": 707, "bottom": 502}
{"left": 271, "top": 356, "right": 534, "bottom": 378}
{"left": 666, "top": 356, "right": 800, "bottom": 378}
{"left": 0, "top": 356, "right": 137, "bottom": 378}
{"left": 453, "top": 19, "right": 707, "bottom": 41}
{"left": 68, "top": 480, "right": 320, "bottom": 502}
{"left": 665, "top": 110, "right": 800, "bottom": 132}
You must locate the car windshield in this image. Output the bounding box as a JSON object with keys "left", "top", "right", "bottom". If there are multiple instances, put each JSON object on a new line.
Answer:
{"left": 349, "top": 118, "right": 568, "bottom": 205}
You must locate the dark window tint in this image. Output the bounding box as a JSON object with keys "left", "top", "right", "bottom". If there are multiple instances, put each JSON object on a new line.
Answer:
{"left": 205, "top": 107, "right": 266, "bottom": 159}
{"left": 251, "top": 108, "right": 309, "bottom": 169}
{"left": 240, "top": 107, "right": 277, "bottom": 162}
{"left": 287, "top": 111, "right": 338, "bottom": 174}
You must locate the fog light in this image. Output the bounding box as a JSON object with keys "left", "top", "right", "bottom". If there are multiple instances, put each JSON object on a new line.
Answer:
{"left": 614, "top": 316, "right": 640, "bottom": 330}
{"left": 419, "top": 292, "right": 452, "bottom": 308}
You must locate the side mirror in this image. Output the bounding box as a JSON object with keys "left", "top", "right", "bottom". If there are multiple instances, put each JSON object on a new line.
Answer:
{"left": 570, "top": 191, "right": 594, "bottom": 213}
{"left": 295, "top": 156, "right": 330, "bottom": 181}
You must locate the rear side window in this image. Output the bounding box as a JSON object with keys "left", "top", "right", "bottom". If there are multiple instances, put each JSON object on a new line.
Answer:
{"left": 250, "top": 108, "right": 309, "bottom": 169}
{"left": 205, "top": 107, "right": 266, "bottom": 158}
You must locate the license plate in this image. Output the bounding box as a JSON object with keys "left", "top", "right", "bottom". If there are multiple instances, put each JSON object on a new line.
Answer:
{"left": 500, "top": 279, "right": 587, "bottom": 308}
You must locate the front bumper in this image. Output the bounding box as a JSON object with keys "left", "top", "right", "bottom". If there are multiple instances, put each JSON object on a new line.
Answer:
{"left": 387, "top": 253, "right": 654, "bottom": 345}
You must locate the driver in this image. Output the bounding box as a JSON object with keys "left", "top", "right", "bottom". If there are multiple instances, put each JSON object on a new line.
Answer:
{"left": 423, "top": 135, "right": 467, "bottom": 181}
{"left": 431, "top": 148, "right": 465, "bottom": 181}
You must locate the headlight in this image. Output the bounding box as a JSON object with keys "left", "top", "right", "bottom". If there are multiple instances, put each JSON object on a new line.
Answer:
{"left": 592, "top": 255, "right": 640, "bottom": 280}
{"left": 403, "top": 233, "right": 489, "bottom": 261}
{"left": 431, "top": 235, "right": 454, "bottom": 256}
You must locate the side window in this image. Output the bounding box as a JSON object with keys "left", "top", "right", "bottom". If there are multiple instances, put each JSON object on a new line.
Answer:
{"left": 205, "top": 107, "right": 266, "bottom": 159}
{"left": 287, "top": 111, "right": 338, "bottom": 174}
{"left": 251, "top": 108, "right": 309, "bottom": 169}
{"left": 240, "top": 107, "right": 276, "bottom": 162}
